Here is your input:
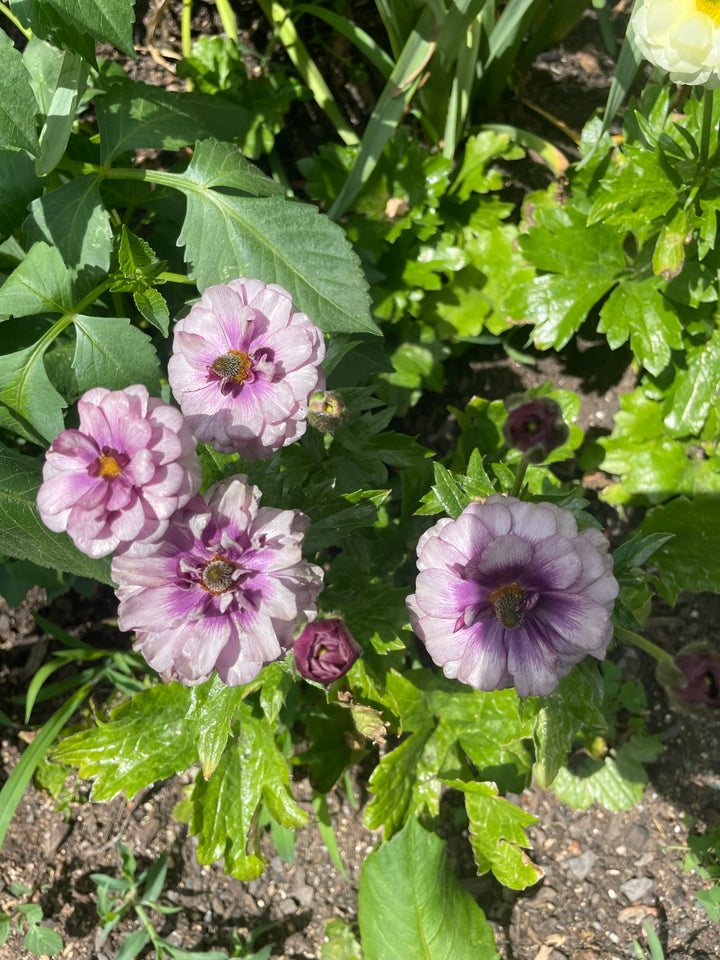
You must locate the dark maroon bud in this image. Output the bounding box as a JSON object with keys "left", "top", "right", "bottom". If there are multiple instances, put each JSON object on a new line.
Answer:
{"left": 670, "top": 646, "right": 720, "bottom": 708}
{"left": 293, "top": 618, "right": 361, "bottom": 684}
{"left": 307, "top": 390, "right": 348, "bottom": 434}
{"left": 503, "top": 395, "right": 569, "bottom": 464}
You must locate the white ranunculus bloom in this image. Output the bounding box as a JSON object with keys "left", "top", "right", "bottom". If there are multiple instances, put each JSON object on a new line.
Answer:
{"left": 631, "top": 0, "right": 720, "bottom": 87}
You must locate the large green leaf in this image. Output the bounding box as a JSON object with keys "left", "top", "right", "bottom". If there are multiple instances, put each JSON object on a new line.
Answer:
{"left": 0, "top": 241, "right": 75, "bottom": 319}
{"left": 364, "top": 725, "right": 436, "bottom": 836}
{"left": 9, "top": 0, "right": 96, "bottom": 62}
{"left": 185, "top": 675, "right": 246, "bottom": 779}
{"left": 25, "top": 175, "right": 112, "bottom": 287}
{"left": 640, "top": 495, "right": 720, "bottom": 602}
{"left": 0, "top": 149, "right": 43, "bottom": 239}
{"left": 0, "top": 30, "right": 40, "bottom": 156}
{"left": 444, "top": 780, "right": 541, "bottom": 889}
{"left": 551, "top": 735, "right": 663, "bottom": 810}
{"left": 358, "top": 818, "right": 500, "bottom": 960}
{"left": 171, "top": 139, "right": 376, "bottom": 335}
{"left": 72, "top": 315, "right": 162, "bottom": 395}
{"left": 664, "top": 328, "right": 720, "bottom": 435}
{"left": 0, "top": 343, "right": 66, "bottom": 442}
{"left": 598, "top": 278, "right": 682, "bottom": 376}
{"left": 184, "top": 707, "right": 308, "bottom": 880}
{"left": 53, "top": 684, "right": 196, "bottom": 799}
{"left": 47, "top": 0, "right": 134, "bottom": 55}
{"left": 0, "top": 443, "right": 111, "bottom": 582}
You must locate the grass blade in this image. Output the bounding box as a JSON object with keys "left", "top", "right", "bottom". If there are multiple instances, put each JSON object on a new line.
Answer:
{"left": 294, "top": 3, "right": 394, "bottom": 78}
{"left": 313, "top": 790, "right": 348, "bottom": 880}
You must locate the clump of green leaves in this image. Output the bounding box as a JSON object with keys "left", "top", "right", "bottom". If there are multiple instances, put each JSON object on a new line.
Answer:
{"left": 0, "top": 882, "right": 63, "bottom": 957}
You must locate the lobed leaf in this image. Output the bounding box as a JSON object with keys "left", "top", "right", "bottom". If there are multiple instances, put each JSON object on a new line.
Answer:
{"left": 0, "top": 31, "right": 40, "bottom": 156}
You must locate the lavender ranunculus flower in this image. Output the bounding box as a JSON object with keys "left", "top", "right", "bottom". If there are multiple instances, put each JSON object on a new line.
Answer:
{"left": 407, "top": 495, "right": 619, "bottom": 697}
{"left": 670, "top": 645, "right": 720, "bottom": 708}
{"left": 167, "top": 279, "right": 325, "bottom": 459}
{"left": 503, "top": 395, "right": 569, "bottom": 464}
{"left": 112, "top": 477, "right": 324, "bottom": 686}
{"left": 37, "top": 385, "right": 202, "bottom": 559}
{"left": 294, "top": 618, "right": 362, "bottom": 683}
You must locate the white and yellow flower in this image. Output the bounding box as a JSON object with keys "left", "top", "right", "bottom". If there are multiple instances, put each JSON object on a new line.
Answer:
{"left": 631, "top": 0, "right": 720, "bottom": 87}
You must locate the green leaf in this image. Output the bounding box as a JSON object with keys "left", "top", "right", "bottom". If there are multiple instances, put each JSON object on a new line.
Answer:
{"left": 0, "top": 914, "right": 10, "bottom": 945}
{"left": 35, "top": 51, "right": 87, "bottom": 177}
{"left": 53, "top": 683, "right": 196, "bottom": 800}
{"left": 25, "top": 175, "right": 112, "bottom": 287}
{"left": 364, "top": 726, "right": 436, "bottom": 837}
{"left": 531, "top": 661, "right": 606, "bottom": 789}
{"left": 0, "top": 149, "right": 43, "bottom": 240}
{"left": 72, "top": 315, "right": 162, "bottom": 395}
{"left": 445, "top": 780, "right": 541, "bottom": 889}
{"left": 133, "top": 288, "right": 169, "bottom": 335}
{"left": 24, "top": 923, "right": 64, "bottom": 956}
{"left": 185, "top": 707, "right": 307, "bottom": 880}
{"left": 664, "top": 328, "right": 720, "bottom": 435}
{"left": 0, "top": 343, "right": 66, "bottom": 443}
{"left": 33, "top": 756, "right": 71, "bottom": 798}
{"left": 321, "top": 918, "right": 362, "bottom": 960}
{"left": 47, "top": 0, "right": 134, "bottom": 55}
{"left": 640, "top": 495, "right": 720, "bottom": 602}
{"left": 115, "top": 928, "right": 151, "bottom": 960}
{"left": 697, "top": 886, "right": 720, "bottom": 922}
{"left": 0, "top": 241, "right": 75, "bottom": 319}
{"left": 174, "top": 139, "right": 376, "bottom": 335}
{"left": 358, "top": 818, "right": 500, "bottom": 960}
{"left": 0, "top": 443, "right": 111, "bottom": 582}
{"left": 185, "top": 675, "right": 245, "bottom": 779}
{"left": 0, "top": 31, "right": 40, "bottom": 156}
{"left": 551, "top": 735, "right": 663, "bottom": 810}
{"left": 598, "top": 279, "right": 682, "bottom": 376}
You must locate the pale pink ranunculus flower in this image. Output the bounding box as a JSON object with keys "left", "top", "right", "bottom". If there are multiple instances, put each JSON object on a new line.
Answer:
{"left": 112, "top": 476, "right": 324, "bottom": 686}
{"left": 407, "top": 496, "right": 619, "bottom": 697}
{"left": 168, "top": 279, "right": 325, "bottom": 459}
{"left": 37, "top": 385, "right": 202, "bottom": 558}
{"left": 631, "top": 0, "right": 720, "bottom": 87}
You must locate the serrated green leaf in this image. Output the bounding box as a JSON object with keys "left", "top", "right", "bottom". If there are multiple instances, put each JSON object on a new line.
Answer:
{"left": 186, "top": 707, "right": 307, "bottom": 880}
{"left": 0, "top": 241, "right": 75, "bottom": 320}
{"left": 33, "top": 756, "right": 71, "bottom": 798}
{"left": 35, "top": 51, "right": 87, "bottom": 177}
{"left": 9, "top": 0, "right": 96, "bottom": 62}
{"left": 0, "top": 342, "right": 66, "bottom": 442}
{"left": 640, "top": 495, "right": 720, "bottom": 602}
{"left": 530, "top": 660, "right": 607, "bottom": 788}
{"left": 172, "top": 139, "right": 375, "bottom": 335}
{"left": 427, "top": 462, "right": 471, "bottom": 519}
{"left": 0, "top": 31, "right": 40, "bottom": 156}
{"left": 53, "top": 683, "right": 196, "bottom": 799}
{"left": 0, "top": 442, "right": 112, "bottom": 581}
{"left": 24, "top": 923, "right": 63, "bottom": 956}
{"left": 364, "top": 725, "right": 435, "bottom": 836}
{"left": 321, "top": 918, "right": 362, "bottom": 960}
{"left": 664, "top": 328, "right": 720, "bottom": 435}
{"left": 551, "top": 735, "right": 663, "bottom": 810}
{"left": 25, "top": 175, "right": 112, "bottom": 288}
{"left": 358, "top": 818, "right": 500, "bottom": 960}
{"left": 185, "top": 675, "right": 245, "bottom": 779}
{"left": 48, "top": 0, "right": 134, "bottom": 55}
{"left": 133, "top": 288, "right": 169, "bottom": 335}
{"left": 697, "top": 886, "right": 720, "bottom": 922}
{"left": 447, "top": 780, "right": 541, "bottom": 889}
{"left": 0, "top": 148, "right": 43, "bottom": 240}
{"left": 598, "top": 278, "right": 682, "bottom": 376}
{"left": 72, "top": 315, "right": 162, "bottom": 395}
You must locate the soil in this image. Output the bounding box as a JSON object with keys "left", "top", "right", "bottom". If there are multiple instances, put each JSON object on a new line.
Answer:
{"left": 2, "top": 3, "right": 720, "bottom": 960}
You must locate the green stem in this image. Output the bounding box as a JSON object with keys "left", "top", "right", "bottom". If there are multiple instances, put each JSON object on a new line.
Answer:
{"left": 181, "top": 0, "right": 193, "bottom": 63}
{"left": 157, "top": 271, "right": 195, "bottom": 285}
{"left": 215, "top": 0, "right": 239, "bottom": 42}
{"left": 700, "top": 86, "right": 715, "bottom": 166}
{"left": 614, "top": 625, "right": 685, "bottom": 685}
{"left": 0, "top": 1, "right": 31, "bottom": 38}
{"left": 509, "top": 456, "right": 530, "bottom": 498}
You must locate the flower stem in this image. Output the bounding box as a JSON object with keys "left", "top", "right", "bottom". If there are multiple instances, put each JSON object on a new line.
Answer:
{"left": 700, "top": 87, "right": 715, "bottom": 166}
{"left": 509, "top": 456, "right": 529, "bottom": 498}
{"left": 0, "top": 2, "right": 31, "bottom": 38}
{"left": 614, "top": 624, "right": 685, "bottom": 685}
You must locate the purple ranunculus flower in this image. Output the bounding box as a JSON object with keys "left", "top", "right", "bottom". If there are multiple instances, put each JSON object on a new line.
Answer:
{"left": 294, "top": 618, "right": 362, "bottom": 683}
{"left": 37, "top": 385, "right": 202, "bottom": 559}
{"left": 671, "top": 646, "right": 720, "bottom": 708}
{"left": 503, "top": 395, "right": 569, "bottom": 464}
{"left": 112, "top": 476, "right": 324, "bottom": 686}
{"left": 167, "top": 279, "right": 326, "bottom": 459}
{"left": 406, "top": 495, "right": 619, "bottom": 697}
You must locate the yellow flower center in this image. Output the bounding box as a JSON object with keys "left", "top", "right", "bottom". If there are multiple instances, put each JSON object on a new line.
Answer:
{"left": 697, "top": 0, "right": 720, "bottom": 25}
{"left": 98, "top": 455, "right": 122, "bottom": 479}
{"left": 211, "top": 349, "right": 253, "bottom": 383}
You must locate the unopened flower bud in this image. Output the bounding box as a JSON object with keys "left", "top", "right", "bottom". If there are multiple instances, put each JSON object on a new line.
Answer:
{"left": 503, "top": 395, "right": 569, "bottom": 464}
{"left": 668, "top": 644, "right": 720, "bottom": 709}
{"left": 293, "top": 618, "right": 361, "bottom": 684}
{"left": 307, "top": 390, "right": 348, "bottom": 434}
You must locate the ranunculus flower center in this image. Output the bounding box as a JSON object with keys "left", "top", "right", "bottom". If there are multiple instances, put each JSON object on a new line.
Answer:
{"left": 489, "top": 582, "right": 539, "bottom": 628}
{"left": 697, "top": 0, "right": 720, "bottom": 24}
{"left": 88, "top": 447, "right": 129, "bottom": 480}
{"left": 201, "top": 557, "right": 237, "bottom": 594}
{"left": 211, "top": 349, "right": 254, "bottom": 383}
